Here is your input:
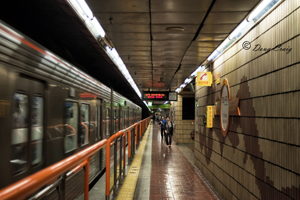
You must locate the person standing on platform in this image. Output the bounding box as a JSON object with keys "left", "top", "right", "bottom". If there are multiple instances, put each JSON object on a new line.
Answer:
{"left": 164, "top": 116, "right": 173, "bottom": 148}
{"left": 158, "top": 116, "right": 166, "bottom": 140}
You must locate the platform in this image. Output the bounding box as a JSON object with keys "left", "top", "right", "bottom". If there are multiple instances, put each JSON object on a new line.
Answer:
{"left": 81, "top": 121, "right": 219, "bottom": 200}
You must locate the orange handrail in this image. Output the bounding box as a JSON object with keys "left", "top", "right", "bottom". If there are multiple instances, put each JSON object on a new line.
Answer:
{"left": 0, "top": 139, "right": 107, "bottom": 200}
{"left": 0, "top": 117, "right": 151, "bottom": 200}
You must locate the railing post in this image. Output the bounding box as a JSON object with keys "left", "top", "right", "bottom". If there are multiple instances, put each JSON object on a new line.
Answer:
{"left": 59, "top": 174, "right": 66, "bottom": 200}
{"left": 139, "top": 122, "right": 141, "bottom": 139}
{"left": 119, "top": 136, "right": 122, "bottom": 184}
{"left": 84, "top": 158, "right": 90, "bottom": 200}
{"left": 113, "top": 138, "right": 117, "bottom": 195}
{"left": 106, "top": 140, "right": 111, "bottom": 200}
{"left": 123, "top": 134, "right": 126, "bottom": 178}
{"left": 128, "top": 129, "right": 131, "bottom": 165}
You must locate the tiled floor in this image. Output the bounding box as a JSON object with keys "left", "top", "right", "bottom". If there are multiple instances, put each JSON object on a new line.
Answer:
{"left": 150, "top": 125, "right": 217, "bottom": 200}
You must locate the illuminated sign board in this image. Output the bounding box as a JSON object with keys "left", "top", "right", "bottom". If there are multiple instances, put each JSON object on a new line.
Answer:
{"left": 206, "top": 106, "right": 213, "bottom": 128}
{"left": 142, "top": 92, "right": 177, "bottom": 101}
{"left": 142, "top": 92, "right": 168, "bottom": 101}
{"left": 197, "top": 72, "right": 212, "bottom": 86}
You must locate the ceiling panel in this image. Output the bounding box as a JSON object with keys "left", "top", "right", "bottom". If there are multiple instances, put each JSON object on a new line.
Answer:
{"left": 152, "top": 46, "right": 186, "bottom": 53}
{"left": 152, "top": 40, "right": 190, "bottom": 47}
{"left": 185, "top": 47, "right": 215, "bottom": 54}
{"left": 87, "top": 0, "right": 149, "bottom": 12}
{"left": 201, "top": 24, "right": 238, "bottom": 33}
{"left": 152, "top": 51, "right": 184, "bottom": 57}
{"left": 152, "top": 13, "right": 206, "bottom": 24}
{"left": 190, "top": 41, "right": 222, "bottom": 48}
{"left": 104, "top": 24, "right": 149, "bottom": 33}
{"left": 94, "top": 13, "right": 150, "bottom": 24}
{"left": 152, "top": 33, "right": 194, "bottom": 41}
{"left": 119, "top": 51, "right": 150, "bottom": 57}
{"left": 111, "top": 40, "right": 151, "bottom": 46}
{"left": 116, "top": 46, "right": 151, "bottom": 51}
{"left": 212, "top": 0, "right": 260, "bottom": 12}
{"left": 108, "top": 33, "right": 150, "bottom": 40}
{"left": 196, "top": 33, "right": 228, "bottom": 41}
{"left": 121, "top": 56, "right": 151, "bottom": 61}
{"left": 205, "top": 12, "right": 249, "bottom": 24}
{"left": 151, "top": 0, "right": 212, "bottom": 12}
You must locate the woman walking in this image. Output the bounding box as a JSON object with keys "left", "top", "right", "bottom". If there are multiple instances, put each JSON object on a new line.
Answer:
{"left": 164, "top": 116, "right": 173, "bottom": 148}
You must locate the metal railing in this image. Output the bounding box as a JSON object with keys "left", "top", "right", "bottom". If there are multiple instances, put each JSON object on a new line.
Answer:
{"left": 0, "top": 117, "right": 151, "bottom": 200}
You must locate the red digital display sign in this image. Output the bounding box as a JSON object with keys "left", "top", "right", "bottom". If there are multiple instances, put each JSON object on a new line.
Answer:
{"left": 142, "top": 92, "right": 169, "bottom": 100}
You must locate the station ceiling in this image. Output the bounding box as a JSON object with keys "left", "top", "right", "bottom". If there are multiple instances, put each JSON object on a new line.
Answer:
{"left": 0, "top": 0, "right": 260, "bottom": 108}
{"left": 86, "top": 0, "right": 260, "bottom": 91}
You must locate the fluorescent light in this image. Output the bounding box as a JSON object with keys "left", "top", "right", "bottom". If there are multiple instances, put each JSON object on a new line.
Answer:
{"left": 191, "top": 66, "right": 203, "bottom": 77}
{"left": 229, "top": 20, "right": 248, "bottom": 40}
{"left": 248, "top": 0, "right": 273, "bottom": 21}
{"left": 110, "top": 48, "right": 119, "bottom": 59}
{"left": 90, "top": 17, "right": 105, "bottom": 37}
{"left": 143, "top": 101, "right": 148, "bottom": 106}
{"left": 164, "top": 101, "right": 168, "bottom": 104}
{"left": 217, "top": 38, "right": 230, "bottom": 52}
{"left": 207, "top": 50, "right": 219, "bottom": 61}
{"left": 180, "top": 84, "right": 186, "bottom": 88}
{"left": 175, "top": 88, "right": 181, "bottom": 93}
{"left": 184, "top": 78, "right": 191, "bottom": 84}
{"left": 76, "top": 0, "right": 93, "bottom": 18}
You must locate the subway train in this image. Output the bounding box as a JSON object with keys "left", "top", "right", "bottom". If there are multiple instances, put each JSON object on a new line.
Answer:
{"left": 0, "top": 20, "right": 141, "bottom": 199}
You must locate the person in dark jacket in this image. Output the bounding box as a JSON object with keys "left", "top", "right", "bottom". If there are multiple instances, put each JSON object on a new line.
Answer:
{"left": 164, "top": 116, "right": 173, "bottom": 148}
{"left": 158, "top": 116, "right": 166, "bottom": 139}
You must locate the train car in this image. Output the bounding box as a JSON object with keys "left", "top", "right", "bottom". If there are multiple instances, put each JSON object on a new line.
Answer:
{"left": 0, "top": 20, "right": 141, "bottom": 199}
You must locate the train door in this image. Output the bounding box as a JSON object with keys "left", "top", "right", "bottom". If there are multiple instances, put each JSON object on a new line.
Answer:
{"left": 10, "top": 75, "right": 45, "bottom": 182}
{"left": 95, "top": 99, "right": 101, "bottom": 141}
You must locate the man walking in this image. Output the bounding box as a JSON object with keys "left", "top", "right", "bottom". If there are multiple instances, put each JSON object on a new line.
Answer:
{"left": 164, "top": 116, "right": 173, "bottom": 148}
{"left": 158, "top": 116, "right": 166, "bottom": 139}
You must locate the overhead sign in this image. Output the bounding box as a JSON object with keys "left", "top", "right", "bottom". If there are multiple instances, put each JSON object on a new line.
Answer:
{"left": 142, "top": 91, "right": 169, "bottom": 101}
{"left": 169, "top": 92, "right": 178, "bottom": 101}
{"left": 148, "top": 104, "right": 170, "bottom": 109}
{"left": 197, "top": 72, "right": 212, "bottom": 86}
{"left": 206, "top": 106, "right": 213, "bottom": 128}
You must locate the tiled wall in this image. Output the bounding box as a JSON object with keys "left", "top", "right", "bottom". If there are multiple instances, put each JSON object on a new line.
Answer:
{"left": 194, "top": 1, "right": 300, "bottom": 199}
{"left": 171, "top": 92, "right": 194, "bottom": 144}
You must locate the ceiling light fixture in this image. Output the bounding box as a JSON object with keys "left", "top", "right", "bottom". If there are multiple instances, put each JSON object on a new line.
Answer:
{"left": 175, "top": 88, "right": 181, "bottom": 93}
{"left": 248, "top": 0, "right": 273, "bottom": 21}
{"left": 229, "top": 20, "right": 249, "bottom": 40}
{"left": 90, "top": 17, "right": 105, "bottom": 37}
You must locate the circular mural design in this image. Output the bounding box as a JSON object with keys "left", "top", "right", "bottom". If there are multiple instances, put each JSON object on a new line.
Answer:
{"left": 220, "top": 79, "right": 230, "bottom": 136}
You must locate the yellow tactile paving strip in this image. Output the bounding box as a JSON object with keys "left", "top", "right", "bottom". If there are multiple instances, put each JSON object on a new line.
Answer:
{"left": 116, "top": 125, "right": 151, "bottom": 200}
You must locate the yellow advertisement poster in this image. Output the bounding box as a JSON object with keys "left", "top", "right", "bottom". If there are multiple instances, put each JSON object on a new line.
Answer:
{"left": 197, "top": 71, "right": 212, "bottom": 86}
{"left": 216, "top": 72, "right": 221, "bottom": 84}
{"left": 207, "top": 106, "right": 213, "bottom": 128}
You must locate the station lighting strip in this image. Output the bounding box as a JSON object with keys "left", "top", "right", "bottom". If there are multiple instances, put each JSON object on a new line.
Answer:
{"left": 67, "top": 0, "right": 142, "bottom": 98}
{"left": 175, "top": 0, "right": 282, "bottom": 93}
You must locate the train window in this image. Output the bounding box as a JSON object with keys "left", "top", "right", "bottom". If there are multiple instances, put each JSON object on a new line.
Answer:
{"left": 31, "top": 96, "right": 43, "bottom": 166}
{"left": 11, "top": 93, "right": 28, "bottom": 174}
{"left": 64, "top": 101, "right": 78, "bottom": 152}
{"left": 80, "top": 104, "right": 89, "bottom": 146}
